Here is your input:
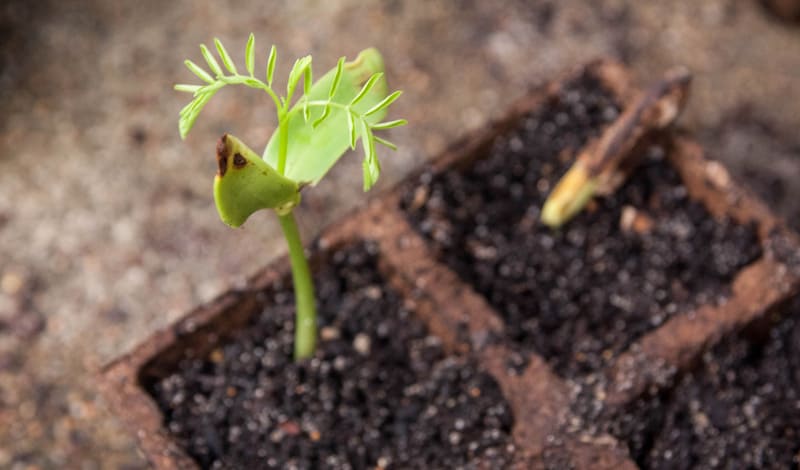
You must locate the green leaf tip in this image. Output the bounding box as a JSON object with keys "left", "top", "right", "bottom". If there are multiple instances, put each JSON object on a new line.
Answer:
{"left": 350, "top": 72, "right": 383, "bottom": 107}
{"left": 200, "top": 44, "right": 223, "bottom": 77}
{"left": 178, "top": 89, "right": 218, "bottom": 139}
{"left": 329, "top": 57, "right": 345, "bottom": 98}
{"left": 286, "top": 55, "right": 312, "bottom": 101}
{"left": 372, "top": 119, "right": 407, "bottom": 130}
{"left": 540, "top": 162, "right": 598, "bottom": 229}
{"left": 266, "top": 45, "right": 277, "bottom": 85}
{"left": 174, "top": 84, "right": 201, "bottom": 94}
{"left": 365, "top": 90, "right": 402, "bottom": 117}
{"left": 214, "top": 37, "right": 238, "bottom": 74}
{"left": 245, "top": 33, "right": 255, "bottom": 76}
{"left": 214, "top": 134, "right": 301, "bottom": 227}
{"left": 347, "top": 47, "right": 385, "bottom": 83}
{"left": 184, "top": 59, "right": 214, "bottom": 83}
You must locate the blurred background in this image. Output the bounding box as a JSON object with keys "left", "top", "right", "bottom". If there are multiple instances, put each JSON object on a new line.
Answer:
{"left": 0, "top": 0, "right": 798, "bottom": 467}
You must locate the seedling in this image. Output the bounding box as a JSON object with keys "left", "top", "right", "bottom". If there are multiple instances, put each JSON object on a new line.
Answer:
{"left": 541, "top": 67, "right": 690, "bottom": 228}
{"left": 176, "top": 35, "right": 406, "bottom": 359}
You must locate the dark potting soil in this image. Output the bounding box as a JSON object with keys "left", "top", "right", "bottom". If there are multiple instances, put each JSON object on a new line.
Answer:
{"left": 603, "top": 302, "right": 800, "bottom": 469}
{"left": 147, "top": 242, "right": 514, "bottom": 469}
{"left": 402, "top": 73, "right": 762, "bottom": 378}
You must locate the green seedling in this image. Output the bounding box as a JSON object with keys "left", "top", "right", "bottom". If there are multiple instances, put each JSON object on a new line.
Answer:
{"left": 176, "top": 35, "right": 406, "bottom": 359}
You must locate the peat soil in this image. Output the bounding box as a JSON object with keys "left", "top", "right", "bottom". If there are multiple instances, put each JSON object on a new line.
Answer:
{"left": 147, "top": 242, "right": 514, "bottom": 469}
{"left": 598, "top": 298, "right": 800, "bottom": 469}
{"left": 403, "top": 75, "right": 762, "bottom": 378}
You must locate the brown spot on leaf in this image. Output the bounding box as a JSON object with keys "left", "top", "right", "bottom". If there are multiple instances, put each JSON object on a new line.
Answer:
{"left": 216, "top": 134, "right": 229, "bottom": 177}
{"left": 233, "top": 152, "right": 247, "bottom": 168}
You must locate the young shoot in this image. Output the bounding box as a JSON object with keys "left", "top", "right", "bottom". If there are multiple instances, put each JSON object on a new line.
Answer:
{"left": 541, "top": 67, "right": 690, "bottom": 228}
{"left": 176, "top": 35, "right": 406, "bottom": 360}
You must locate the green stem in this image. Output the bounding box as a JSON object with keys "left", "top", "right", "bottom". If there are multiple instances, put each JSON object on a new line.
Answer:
{"left": 278, "top": 211, "right": 317, "bottom": 360}
{"left": 277, "top": 115, "right": 289, "bottom": 175}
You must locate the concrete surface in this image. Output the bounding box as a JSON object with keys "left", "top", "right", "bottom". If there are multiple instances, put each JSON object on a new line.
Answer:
{"left": 0, "top": 0, "right": 798, "bottom": 467}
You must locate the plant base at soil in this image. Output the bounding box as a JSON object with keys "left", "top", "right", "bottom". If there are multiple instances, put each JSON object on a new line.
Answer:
{"left": 147, "top": 242, "right": 515, "bottom": 469}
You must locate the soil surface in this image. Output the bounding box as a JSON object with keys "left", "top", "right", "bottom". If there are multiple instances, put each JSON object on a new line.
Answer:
{"left": 602, "top": 300, "right": 800, "bottom": 469}
{"left": 148, "top": 242, "right": 514, "bottom": 469}
{"left": 403, "top": 76, "right": 762, "bottom": 378}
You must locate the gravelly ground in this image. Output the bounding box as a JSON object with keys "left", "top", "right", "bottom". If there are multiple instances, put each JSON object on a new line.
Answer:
{"left": 0, "top": 0, "right": 798, "bottom": 467}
